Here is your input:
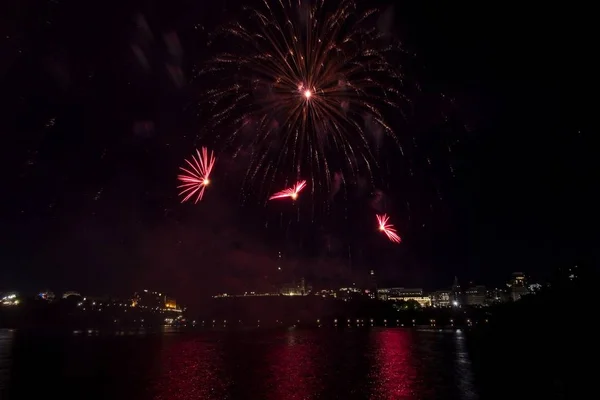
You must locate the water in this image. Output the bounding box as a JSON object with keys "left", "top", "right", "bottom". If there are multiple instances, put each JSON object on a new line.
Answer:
{"left": 0, "top": 327, "right": 555, "bottom": 399}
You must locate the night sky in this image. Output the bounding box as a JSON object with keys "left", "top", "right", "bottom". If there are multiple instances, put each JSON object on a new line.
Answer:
{"left": 0, "top": 0, "right": 589, "bottom": 308}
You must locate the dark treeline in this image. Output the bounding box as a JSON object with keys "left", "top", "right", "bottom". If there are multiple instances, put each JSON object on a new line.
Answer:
{"left": 0, "top": 296, "right": 183, "bottom": 331}
{"left": 465, "top": 264, "right": 593, "bottom": 400}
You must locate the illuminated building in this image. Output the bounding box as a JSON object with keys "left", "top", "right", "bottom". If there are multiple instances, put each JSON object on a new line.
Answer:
{"left": 368, "top": 270, "right": 378, "bottom": 299}
{"left": 62, "top": 291, "right": 81, "bottom": 299}
{"left": 387, "top": 295, "right": 431, "bottom": 307}
{"left": 507, "top": 272, "right": 529, "bottom": 301}
{"left": 380, "top": 288, "right": 432, "bottom": 307}
{"left": 465, "top": 285, "right": 486, "bottom": 306}
{"left": 165, "top": 298, "right": 177, "bottom": 309}
{"left": 1, "top": 293, "right": 20, "bottom": 306}
{"left": 337, "top": 286, "right": 362, "bottom": 301}
{"left": 38, "top": 290, "right": 55, "bottom": 301}
{"left": 486, "top": 288, "right": 508, "bottom": 304}
{"left": 131, "top": 290, "right": 182, "bottom": 312}
{"left": 213, "top": 292, "right": 280, "bottom": 298}
{"left": 379, "top": 287, "right": 423, "bottom": 297}
{"left": 509, "top": 272, "right": 526, "bottom": 287}
{"left": 317, "top": 289, "right": 337, "bottom": 298}
{"left": 451, "top": 276, "right": 462, "bottom": 305}
{"left": 280, "top": 278, "right": 311, "bottom": 296}
{"left": 528, "top": 283, "right": 542, "bottom": 293}
{"left": 132, "top": 290, "right": 164, "bottom": 308}
{"left": 431, "top": 290, "right": 451, "bottom": 307}
{"left": 377, "top": 288, "right": 391, "bottom": 301}
{"left": 398, "top": 288, "right": 423, "bottom": 297}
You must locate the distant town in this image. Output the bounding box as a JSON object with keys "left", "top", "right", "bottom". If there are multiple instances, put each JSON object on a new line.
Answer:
{"left": 0, "top": 265, "right": 581, "bottom": 330}
{"left": 0, "top": 289, "right": 187, "bottom": 330}
{"left": 214, "top": 270, "right": 547, "bottom": 306}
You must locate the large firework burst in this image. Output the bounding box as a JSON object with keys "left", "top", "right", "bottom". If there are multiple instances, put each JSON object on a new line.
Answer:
{"left": 201, "top": 0, "right": 409, "bottom": 199}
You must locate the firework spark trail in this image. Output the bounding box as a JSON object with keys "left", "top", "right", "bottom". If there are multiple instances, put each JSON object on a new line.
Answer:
{"left": 177, "top": 147, "right": 217, "bottom": 203}
{"left": 376, "top": 213, "right": 401, "bottom": 243}
{"left": 201, "top": 0, "right": 409, "bottom": 199}
{"left": 269, "top": 180, "right": 307, "bottom": 200}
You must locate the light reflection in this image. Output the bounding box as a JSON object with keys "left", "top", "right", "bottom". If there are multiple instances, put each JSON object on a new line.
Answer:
{"left": 153, "top": 338, "right": 227, "bottom": 400}
{"left": 266, "top": 331, "right": 322, "bottom": 399}
{"left": 0, "top": 330, "right": 15, "bottom": 394}
{"left": 369, "top": 330, "right": 417, "bottom": 399}
{"left": 454, "top": 331, "right": 478, "bottom": 400}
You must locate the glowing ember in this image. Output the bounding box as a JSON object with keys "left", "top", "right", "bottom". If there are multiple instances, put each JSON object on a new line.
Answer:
{"left": 269, "top": 180, "right": 307, "bottom": 201}
{"left": 177, "top": 147, "right": 216, "bottom": 203}
{"left": 376, "top": 214, "right": 402, "bottom": 243}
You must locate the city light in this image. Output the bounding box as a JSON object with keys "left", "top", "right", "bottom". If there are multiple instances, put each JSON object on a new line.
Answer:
{"left": 1, "top": 293, "right": 19, "bottom": 306}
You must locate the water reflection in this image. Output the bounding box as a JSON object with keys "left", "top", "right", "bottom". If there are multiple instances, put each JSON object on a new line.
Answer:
{"left": 265, "top": 330, "right": 323, "bottom": 399}
{"left": 2, "top": 329, "right": 492, "bottom": 399}
{"left": 453, "top": 331, "right": 478, "bottom": 400}
{"left": 369, "top": 329, "right": 417, "bottom": 399}
{"left": 0, "top": 330, "right": 15, "bottom": 397}
{"left": 153, "top": 336, "right": 228, "bottom": 400}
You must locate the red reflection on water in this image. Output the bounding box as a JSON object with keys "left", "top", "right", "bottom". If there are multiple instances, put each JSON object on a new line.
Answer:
{"left": 369, "top": 330, "right": 417, "bottom": 399}
{"left": 153, "top": 338, "right": 226, "bottom": 400}
{"left": 265, "top": 330, "right": 321, "bottom": 399}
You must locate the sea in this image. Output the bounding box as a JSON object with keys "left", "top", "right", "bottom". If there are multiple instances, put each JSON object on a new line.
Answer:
{"left": 0, "top": 327, "right": 572, "bottom": 399}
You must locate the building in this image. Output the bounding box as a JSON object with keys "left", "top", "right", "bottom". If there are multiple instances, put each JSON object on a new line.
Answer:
{"left": 368, "top": 270, "right": 378, "bottom": 299}
{"left": 280, "top": 278, "right": 311, "bottom": 296}
{"left": 38, "top": 290, "right": 55, "bottom": 301}
{"left": 316, "top": 289, "right": 337, "bottom": 298}
{"left": 1, "top": 292, "right": 19, "bottom": 306}
{"left": 132, "top": 290, "right": 182, "bottom": 311}
{"left": 388, "top": 294, "right": 431, "bottom": 307}
{"left": 486, "top": 288, "right": 509, "bottom": 304}
{"left": 464, "top": 285, "right": 486, "bottom": 306}
{"left": 509, "top": 272, "right": 526, "bottom": 287}
{"left": 213, "top": 292, "right": 279, "bottom": 298}
{"left": 165, "top": 297, "right": 177, "bottom": 309}
{"left": 378, "top": 287, "right": 423, "bottom": 297}
{"left": 337, "top": 286, "right": 363, "bottom": 301}
{"left": 380, "top": 288, "right": 431, "bottom": 307}
{"left": 507, "top": 272, "right": 529, "bottom": 301}
{"left": 431, "top": 290, "right": 451, "bottom": 307}
{"left": 451, "top": 276, "right": 462, "bottom": 306}
{"left": 377, "top": 288, "right": 391, "bottom": 301}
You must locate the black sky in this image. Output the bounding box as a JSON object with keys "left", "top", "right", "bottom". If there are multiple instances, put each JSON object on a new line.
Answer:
{"left": 0, "top": 0, "right": 589, "bottom": 308}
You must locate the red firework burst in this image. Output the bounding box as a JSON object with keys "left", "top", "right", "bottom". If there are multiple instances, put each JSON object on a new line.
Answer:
{"left": 376, "top": 214, "right": 402, "bottom": 244}
{"left": 177, "top": 147, "right": 216, "bottom": 203}
{"left": 269, "top": 180, "right": 307, "bottom": 201}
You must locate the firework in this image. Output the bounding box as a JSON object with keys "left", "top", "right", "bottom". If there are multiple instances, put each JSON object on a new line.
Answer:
{"left": 376, "top": 213, "right": 401, "bottom": 243}
{"left": 177, "top": 147, "right": 216, "bottom": 203}
{"left": 202, "top": 0, "right": 408, "bottom": 196}
{"left": 269, "top": 180, "right": 307, "bottom": 201}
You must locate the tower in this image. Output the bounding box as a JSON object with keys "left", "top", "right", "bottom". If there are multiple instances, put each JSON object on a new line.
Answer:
{"left": 299, "top": 277, "right": 306, "bottom": 295}
{"left": 369, "top": 269, "right": 378, "bottom": 299}
{"left": 452, "top": 276, "right": 461, "bottom": 305}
